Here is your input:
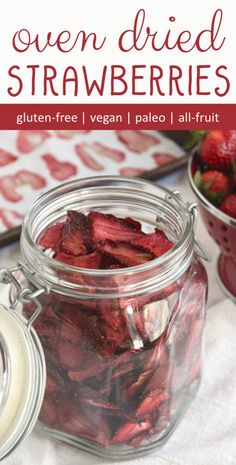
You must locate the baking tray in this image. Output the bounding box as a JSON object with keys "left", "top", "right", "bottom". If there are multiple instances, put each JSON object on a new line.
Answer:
{"left": 0, "top": 130, "right": 190, "bottom": 247}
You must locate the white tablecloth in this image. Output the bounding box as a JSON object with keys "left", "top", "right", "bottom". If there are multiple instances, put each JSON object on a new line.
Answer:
{"left": 1, "top": 170, "right": 236, "bottom": 465}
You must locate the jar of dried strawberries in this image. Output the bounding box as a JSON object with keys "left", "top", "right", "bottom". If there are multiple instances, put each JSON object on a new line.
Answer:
{"left": 0, "top": 177, "right": 209, "bottom": 460}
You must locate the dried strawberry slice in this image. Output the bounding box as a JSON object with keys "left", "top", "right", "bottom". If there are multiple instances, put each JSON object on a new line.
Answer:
{"left": 57, "top": 341, "right": 86, "bottom": 370}
{"left": 89, "top": 211, "right": 144, "bottom": 243}
{"left": 136, "top": 389, "right": 169, "bottom": 419}
{"left": 145, "top": 332, "right": 168, "bottom": 371}
{"left": 133, "top": 231, "right": 173, "bottom": 257}
{"left": 61, "top": 210, "right": 92, "bottom": 255}
{"left": 103, "top": 323, "right": 130, "bottom": 349}
{"left": 111, "top": 420, "right": 151, "bottom": 444}
{"left": 128, "top": 430, "right": 150, "bottom": 447}
{"left": 145, "top": 362, "right": 171, "bottom": 392}
{"left": 33, "top": 317, "right": 57, "bottom": 338}
{"left": 38, "top": 222, "right": 64, "bottom": 250}
{"left": 126, "top": 370, "right": 152, "bottom": 397}
{"left": 100, "top": 253, "right": 124, "bottom": 269}
{"left": 111, "top": 362, "right": 134, "bottom": 380}
{"left": 77, "top": 405, "right": 111, "bottom": 447}
{"left": 39, "top": 397, "right": 59, "bottom": 427}
{"left": 46, "top": 362, "right": 65, "bottom": 391}
{"left": 76, "top": 386, "right": 119, "bottom": 413}
{"left": 116, "top": 130, "right": 159, "bottom": 153}
{"left": 60, "top": 320, "right": 82, "bottom": 344}
{"left": 67, "top": 352, "right": 106, "bottom": 382}
{"left": 57, "top": 398, "right": 95, "bottom": 437}
{"left": 98, "top": 300, "right": 125, "bottom": 331}
{"left": 54, "top": 250, "right": 102, "bottom": 269}
{"left": 44, "top": 374, "right": 59, "bottom": 397}
{"left": 121, "top": 216, "right": 142, "bottom": 231}
{"left": 99, "top": 241, "right": 154, "bottom": 267}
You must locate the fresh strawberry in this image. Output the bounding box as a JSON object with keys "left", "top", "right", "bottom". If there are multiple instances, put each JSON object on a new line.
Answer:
{"left": 220, "top": 193, "right": 236, "bottom": 219}
{"left": 234, "top": 173, "right": 236, "bottom": 187}
{"left": 194, "top": 170, "right": 230, "bottom": 205}
{"left": 231, "top": 160, "right": 236, "bottom": 187}
{"left": 199, "top": 130, "right": 236, "bottom": 171}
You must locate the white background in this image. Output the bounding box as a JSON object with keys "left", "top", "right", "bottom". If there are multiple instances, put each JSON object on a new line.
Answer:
{"left": 0, "top": 0, "right": 235, "bottom": 103}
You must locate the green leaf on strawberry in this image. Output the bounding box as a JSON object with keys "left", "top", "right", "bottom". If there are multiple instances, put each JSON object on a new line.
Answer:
{"left": 194, "top": 170, "right": 202, "bottom": 188}
{"left": 194, "top": 169, "right": 231, "bottom": 206}
{"left": 183, "top": 131, "right": 207, "bottom": 151}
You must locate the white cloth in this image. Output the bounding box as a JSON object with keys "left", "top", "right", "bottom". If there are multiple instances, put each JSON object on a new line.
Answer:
{"left": 1, "top": 172, "right": 236, "bottom": 464}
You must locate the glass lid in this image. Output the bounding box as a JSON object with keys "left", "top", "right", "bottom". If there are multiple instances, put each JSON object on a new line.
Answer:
{"left": 0, "top": 303, "right": 46, "bottom": 460}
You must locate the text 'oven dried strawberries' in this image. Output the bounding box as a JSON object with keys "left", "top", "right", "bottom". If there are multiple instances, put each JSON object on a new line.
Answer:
{"left": 34, "top": 210, "right": 205, "bottom": 450}
{"left": 39, "top": 210, "right": 174, "bottom": 269}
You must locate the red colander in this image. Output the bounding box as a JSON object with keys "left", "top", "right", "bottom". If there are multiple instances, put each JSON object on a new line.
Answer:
{"left": 188, "top": 154, "right": 236, "bottom": 301}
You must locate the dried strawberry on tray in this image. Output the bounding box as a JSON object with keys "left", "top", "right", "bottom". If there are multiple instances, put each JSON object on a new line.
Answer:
{"left": 0, "top": 129, "right": 186, "bottom": 243}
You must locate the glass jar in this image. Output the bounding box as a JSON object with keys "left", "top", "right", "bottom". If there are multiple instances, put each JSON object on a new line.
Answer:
{"left": 0, "top": 177, "right": 208, "bottom": 460}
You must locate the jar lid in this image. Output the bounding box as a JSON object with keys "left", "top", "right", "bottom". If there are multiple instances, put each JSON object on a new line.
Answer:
{"left": 0, "top": 303, "right": 46, "bottom": 460}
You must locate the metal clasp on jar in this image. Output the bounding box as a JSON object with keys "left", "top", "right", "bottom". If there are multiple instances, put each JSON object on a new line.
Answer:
{"left": 0, "top": 263, "right": 50, "bottom": 328}
{"left": 164, "top": 190, "right": 211, "bottom": 263}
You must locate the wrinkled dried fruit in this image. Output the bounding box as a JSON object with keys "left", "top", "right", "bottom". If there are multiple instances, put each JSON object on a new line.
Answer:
{"left": 39, "top": 222, "right": 64, "bottom": 249}
{"left": 99, "top": 241, "right": 154, "bottom": 267}
{"left": 54, "top": 250, "right": 102, "bottom": 269}
{"left": 136, "top": 389, "right": 169, "bottom": 419}
{"left": 38, "top": 210, "right": 173, "bottom": 273}
{"left": 35, "top": 211, "right": 205, "bottom": 452}
{"left": 89, "top": 211, "right": 145, "bottom": 244}
{"left": 133, "top": 231, "right": 174, "bottom": 257}
{"left": 61, "top": 210, "right": 91, "bottom": 255}
{"left": 111, "top": 420, "right": 152, "bottom": 444}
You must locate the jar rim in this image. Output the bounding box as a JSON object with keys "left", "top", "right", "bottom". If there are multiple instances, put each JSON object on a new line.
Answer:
{"left": 20, "top": 176, "right": 195, "bottom": 296}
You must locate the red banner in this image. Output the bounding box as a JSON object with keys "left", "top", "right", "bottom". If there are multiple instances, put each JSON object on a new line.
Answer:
{"left": 0, "top": 104, "right": 235, "bottom": 129}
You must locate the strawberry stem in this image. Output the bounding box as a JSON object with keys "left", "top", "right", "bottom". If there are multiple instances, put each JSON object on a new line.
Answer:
{"left": 183, "top": 131, "right": 208, "bottom": 151}
{"left": 194, "top": 170, "right": 202, "bottom": 188}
